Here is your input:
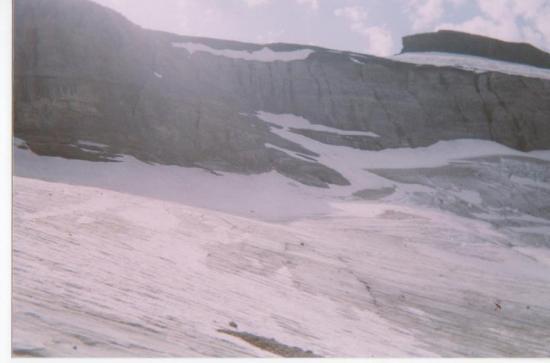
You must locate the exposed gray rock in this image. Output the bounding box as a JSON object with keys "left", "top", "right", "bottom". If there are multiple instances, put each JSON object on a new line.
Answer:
{"left": 353, "top": 186, "right": 396, "bottom": 200}
{"left": 291, "top": 129, "right": 385, "bottom": 150}
{"left": 217, "top": 329, "right": 322, "bottom": 357}
{"left": 269, "top": 150, "right": 350, "bottom": 188}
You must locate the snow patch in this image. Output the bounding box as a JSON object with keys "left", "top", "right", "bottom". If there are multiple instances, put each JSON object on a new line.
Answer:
{"left": 350, "top": 57, "right": 366, "bottom": 65}
{"left": 172, "top": 42, "right": 314, "bottom": 62}
{"left": 257, "top": 112, "right": 379, "bottom": 138}
{"left": 454, "top": 189, "right": 483, "bottom": 206}
{"left": 77, "top": 140, "right": 108, "bottom": 148}
{"left": 14, "top": 137, "right": 27, "bottom": 147}
{"left": 265, "top": 143, "right": 315, "bottom": 162}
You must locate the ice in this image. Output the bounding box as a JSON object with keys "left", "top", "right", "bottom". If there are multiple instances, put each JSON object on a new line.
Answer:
{"left": 12, "top": 176, "right": 550, "bottom": 357}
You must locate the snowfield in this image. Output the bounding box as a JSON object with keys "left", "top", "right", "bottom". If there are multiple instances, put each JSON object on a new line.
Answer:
{"left": 13, "top": 142, "right": 332, "bottom": 221}
{"left": 390, "top": 52, "right": 550, "bottom": 80}
{"left": 12, "top": 176, "right": 550, "bottom": 357}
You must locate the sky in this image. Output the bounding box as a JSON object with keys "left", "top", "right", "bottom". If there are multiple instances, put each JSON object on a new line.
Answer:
{"left": 83, "top": 0, "right": 550, "bottom": 56}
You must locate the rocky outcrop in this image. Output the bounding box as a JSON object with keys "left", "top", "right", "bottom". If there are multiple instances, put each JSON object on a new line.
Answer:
{"left": 402, "top": 30, "right": 550, "bottom": 69}
{"left": 13, "top": 0, "right": 550, "bottom": 186}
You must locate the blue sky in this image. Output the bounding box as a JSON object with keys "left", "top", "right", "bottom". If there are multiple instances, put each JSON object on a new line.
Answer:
{"left": 91, "top": 0, "right": 550, "bottom": 55}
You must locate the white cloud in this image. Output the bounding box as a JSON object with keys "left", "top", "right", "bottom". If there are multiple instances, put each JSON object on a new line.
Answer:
{"left": 296, "top": 0, "right": 319, "bottom": 10}
{"left": 334, "top": 6, "right": 394, "bottom": 56}
{"left": 522, "top": 25, "right": 546, "bottom": 47}
{"left": 406, "top": 0, "right": 466, "bottom": 31}
{"left": 243, "top": 0, "right": 270, "bottom": 7}
{"left": 362, "top": 26, "right": 394, "bottom": 56}
{"left": 334, "top": 6, "right": 367, "bottom": 23}
{"left": 407, "top": 0, "right": 444, "bottom": 31}
{"left": 435, "top": 0, "right": 550, "bottom": 51}
{"left": 529, "top": 3, "right": 550, "bottom": 47}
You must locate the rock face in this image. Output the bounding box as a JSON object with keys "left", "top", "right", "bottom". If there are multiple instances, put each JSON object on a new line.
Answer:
{"left": 402, "top": 30, "right": 550, "bottom": 69}
{"left": 13, "top": 0, "right": 550, "bottom": 186}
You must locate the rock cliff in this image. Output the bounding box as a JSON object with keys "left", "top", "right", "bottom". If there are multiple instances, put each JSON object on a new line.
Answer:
{"left": 14, "top": 0, "right": 550, "bottom": 186}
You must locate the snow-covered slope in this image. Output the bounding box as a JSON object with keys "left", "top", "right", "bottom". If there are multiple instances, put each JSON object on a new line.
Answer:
{"left": 12, "top": 176, "right": 550, "bottom": 357}
{"left": 12, "top": 109, "right": 550, "bottom": 357}
{"left": 14, "top": 133, "right": 550, "bottom": 223}
{"left": 391, "top": 52, "right": 550, "bottom": 80}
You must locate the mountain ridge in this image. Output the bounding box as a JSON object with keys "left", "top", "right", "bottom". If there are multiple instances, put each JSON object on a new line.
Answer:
{"left": 402, "top": 29, "right": 550, "bottom": 69}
